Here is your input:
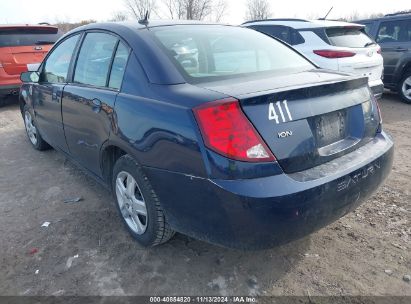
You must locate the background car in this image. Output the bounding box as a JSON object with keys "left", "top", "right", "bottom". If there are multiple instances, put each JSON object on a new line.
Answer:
{"left": 243, "top": 19, "right": 384, "bottom": 99}
{"left": 356, "top": 12, "right": 411, "bottom": 104}
{"left": 0, "top": 24, "right": 61, "bottom": 106}
{"left": 19, "top": 21, "right": 393, "bottom": 249}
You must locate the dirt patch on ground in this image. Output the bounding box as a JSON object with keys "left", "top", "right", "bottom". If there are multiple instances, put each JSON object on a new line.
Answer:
{"left": 0, "top": 93, "right": 409, "bottom": 296}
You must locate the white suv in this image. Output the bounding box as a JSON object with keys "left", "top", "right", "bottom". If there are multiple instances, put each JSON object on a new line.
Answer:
{"left": 243, "top": 19, "right": 384, "bottom": 99}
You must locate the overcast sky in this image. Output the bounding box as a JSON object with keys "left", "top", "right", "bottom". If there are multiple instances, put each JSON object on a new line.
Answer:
{"left": 0, "top": 0, "right": 410, "bottom": 25}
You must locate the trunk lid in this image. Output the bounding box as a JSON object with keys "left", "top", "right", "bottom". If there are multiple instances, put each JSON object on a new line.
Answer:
{"left": 199, "top": 70, "right": 380, "bottom": 173}
{"left": 0, "top": 46, "right": 50, "bottom": 75}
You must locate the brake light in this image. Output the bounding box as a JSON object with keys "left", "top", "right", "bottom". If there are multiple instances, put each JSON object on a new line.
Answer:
{"left": 370, "top": 94, "right": 383, "bottom": 132}
{"left": 193, "top": 98, "right": 275, "bottom": 162}
{"left": 375, "top": 99, "right": 382, "bottom": 125}
{"left": 313, "top": 50, "right": 356, "bottom": 58}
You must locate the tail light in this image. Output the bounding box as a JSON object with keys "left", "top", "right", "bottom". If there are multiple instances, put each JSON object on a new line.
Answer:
{"left": 193, "top": 98, "right": 275, "bottom": 162}
{"left": 375, "top": 99, "right": 382, "bottom": 125}
{"left": 377, "top": 47, "right": 382, "bottom": 54}
{"left": 371, "top": 94, "right": 383, "bottom": 132}
{"left": 313, "top": 50, "right": 356, "bottom": 58}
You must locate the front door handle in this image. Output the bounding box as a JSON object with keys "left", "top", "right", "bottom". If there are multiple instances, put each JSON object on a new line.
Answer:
{"left": 91, "top": 98, "right": 102, "bottom": 113}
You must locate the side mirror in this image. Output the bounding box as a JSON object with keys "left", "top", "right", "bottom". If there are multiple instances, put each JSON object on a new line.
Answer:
{"left": 21, "top": 71, "right": 39, "bottom": 83}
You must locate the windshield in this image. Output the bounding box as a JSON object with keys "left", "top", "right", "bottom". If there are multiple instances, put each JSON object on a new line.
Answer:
{"left": 0, "top": 27, "right": 61, "bottom": 47}
{"left": 326, "top": 27, "right": 374, "bottom": 48}
{"left": 151, "top": 25, "right": 314, "bottom": 82}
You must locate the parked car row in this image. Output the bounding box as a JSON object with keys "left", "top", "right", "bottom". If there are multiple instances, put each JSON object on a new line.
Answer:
{"left": 19, "top": 20, "right": 393, "bottom": 249}
{"left": 243, "top": 19, "right": 385, "bottom": 99}
{"left": 242, "top": 12, "right": 411, "bottom": 104}
{"left": 2, "top": 13, "right": 411, "bottom": 106}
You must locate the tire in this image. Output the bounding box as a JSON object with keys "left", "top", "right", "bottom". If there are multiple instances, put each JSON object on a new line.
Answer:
{"left": 398, "top": 70, "right": 411, "bottom": 104}
{"left": 112, "top": 154, "right": 175, "bottom": 247}
{"left": 23, "top": 104, "right": 50, "bottom": 150}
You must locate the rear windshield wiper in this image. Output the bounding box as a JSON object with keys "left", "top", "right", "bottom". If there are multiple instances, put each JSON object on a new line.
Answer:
{"left": 35, "top": 41, "right": 55, "bottom": 45}
{"left": 364, "top": 42, "right": 377, "bottom": 47}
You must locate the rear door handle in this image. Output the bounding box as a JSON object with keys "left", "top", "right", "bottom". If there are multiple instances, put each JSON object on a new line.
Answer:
{"left": 91, "top": 98, "right": 102, "bottom": 113}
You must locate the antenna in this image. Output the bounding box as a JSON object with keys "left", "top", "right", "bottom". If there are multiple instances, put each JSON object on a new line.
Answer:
{"left": 138, "top": 10, "right": 150, "bottom": 25}
{"left": 320, "top": 6, "right": 333, "bottom": 20}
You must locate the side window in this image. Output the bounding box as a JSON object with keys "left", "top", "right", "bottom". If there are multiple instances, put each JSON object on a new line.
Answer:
{"left": 109, "top": 42, "right": 129, "bottom": 90}
{"left": 42, "top": 34, "right": 79, "bottom": 83}
{"left": 376, "top": 20, "right": 409, "bottom": 43}
{"left": 254, "top": 25, "right": 291, "bottom": 44}
{"left": 290, "top": 29, "right": 305, "bottom": 45}
{"left": 362, "top": 23, "right": 373, "bottom": 35}
{"left": 74, "top": 32, "right": 118, "bottom": 87}
{"left": 253, "top": 25, "right": 304, "bottom": 46}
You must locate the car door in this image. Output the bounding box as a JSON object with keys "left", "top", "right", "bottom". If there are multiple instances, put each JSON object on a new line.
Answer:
{"left": 376, "top": 19, "right": 411, "bottom": 84}
{"left": 33, "top": 33, "right": 81, "bottom": 151}
{"left": 61, "top": 32, "right": 129, "bottom": 176}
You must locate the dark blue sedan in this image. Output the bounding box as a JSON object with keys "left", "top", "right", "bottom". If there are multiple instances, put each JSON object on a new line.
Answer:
{"left": 19, "top": 21, "right": 393, "bottom": 249}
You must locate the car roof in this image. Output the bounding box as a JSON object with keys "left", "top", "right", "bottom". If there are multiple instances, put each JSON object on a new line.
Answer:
{"left": 70, "top": 20, "right": 224, "bottom": 33}
{"left": 356, "top": 12, "right": 411, "bottom": 23}
{"left": 243, "top": 19, "right": 365, "bottom": 29}
{"left": 0, "top": 24, "right": 59, "bottom": 30}
{"left": 65, "top": 20, "right": 234, "bottom": 86}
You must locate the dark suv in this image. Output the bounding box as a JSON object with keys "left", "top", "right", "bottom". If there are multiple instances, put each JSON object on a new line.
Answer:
{"left": 357, "top": 12, "right": 411, "bottom": 103}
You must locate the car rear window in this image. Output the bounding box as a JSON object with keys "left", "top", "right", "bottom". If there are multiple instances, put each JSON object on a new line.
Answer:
{"left": 0, "top": 27, "right": 61, "bottom": 47}
{"left": 151, "top": 25, "right": 313, "bottom": 82}
{"left": 326, "top": 27, "right": 374, "bottom": 48}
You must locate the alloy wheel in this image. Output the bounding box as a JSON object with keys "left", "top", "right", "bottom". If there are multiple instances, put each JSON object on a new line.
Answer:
{"left": 402, "top": 76, "right": 411, "bottom": 101}
{"left": 115, "top": 171, "right": 148, "bottom": 235}
{"left": 24, "top": 111, "right": 37, "bottom": 145}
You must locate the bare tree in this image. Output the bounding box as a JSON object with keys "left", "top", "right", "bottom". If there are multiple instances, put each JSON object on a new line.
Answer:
{"left": 187, "top": 0, "right": 212, "bottom": 20}
{"left": 124, "top": 0, "right": 157, "bottom": 20}
{"left": 162, "top": 0, "right": 185, "bottom": 19}
{"left": 110, "top": 11, "right": 129, "bottom": 22}
{"left": 162, "top": 0, "right": 227, "bottom": 21}
{"left": 245, "top": 0, "right": 271, "bottom": 21}
{"left": 54, "top": 20, "right": 97, "bottom": 33}
{"left": 212, "top": 0, "right": 228, "bottom": 22}
{"left": 342, "top": 11, "right": 385, "bottom": 22}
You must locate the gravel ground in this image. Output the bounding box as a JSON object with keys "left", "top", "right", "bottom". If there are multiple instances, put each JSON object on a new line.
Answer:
{"left": 0, "top": 93, "right": 409, "bottom": 296}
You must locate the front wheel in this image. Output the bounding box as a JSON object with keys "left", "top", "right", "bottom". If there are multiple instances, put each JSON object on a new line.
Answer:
{"left": 399, "top": 71, "right": 411, "bottom": 104}
{"left": 23, "top": 105, "right": 50, "bottom": 150}
{"left": 112, "top": 155, "right": 175, "bottom": 247}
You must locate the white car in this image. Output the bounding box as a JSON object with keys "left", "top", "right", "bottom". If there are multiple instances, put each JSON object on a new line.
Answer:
{"left": 243, "top": 19, "right": 384, "bottom": 99}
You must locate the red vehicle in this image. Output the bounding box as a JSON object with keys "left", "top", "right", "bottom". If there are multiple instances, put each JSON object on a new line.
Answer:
{"left": 0, "top": 24, "right": 61, "bottom": 105}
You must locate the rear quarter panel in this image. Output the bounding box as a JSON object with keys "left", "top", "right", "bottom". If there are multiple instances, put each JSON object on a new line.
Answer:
{"left": 111, "top": 92, "right": 207, "bottom": 177}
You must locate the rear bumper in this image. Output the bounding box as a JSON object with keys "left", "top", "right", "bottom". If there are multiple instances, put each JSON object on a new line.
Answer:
{"left": 0, "top": 66, "right": 21, "bottom": 98}
{"left": 144, "top": 132, "right": 394, "bottom": 249}
{"left": 369, "top": 80, "right": 384, "bottom": 100}
{"left": 0, "top": 84, "right": 20, "bottom": 98}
